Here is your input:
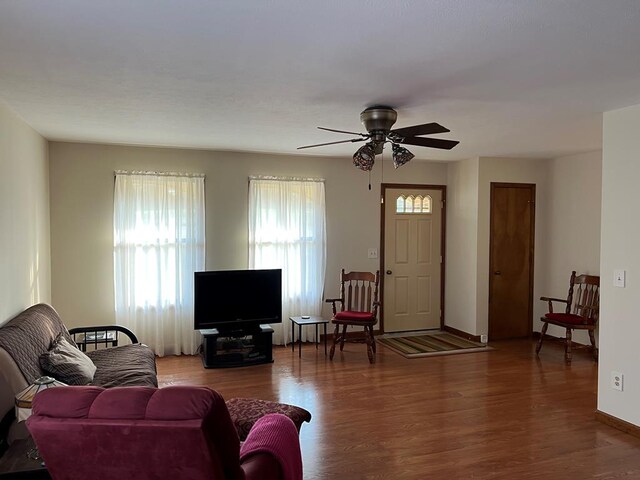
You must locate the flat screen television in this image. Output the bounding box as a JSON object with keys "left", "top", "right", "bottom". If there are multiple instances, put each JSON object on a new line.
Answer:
{"left": 194, "top": 269, "right": 282, "bottom": 333}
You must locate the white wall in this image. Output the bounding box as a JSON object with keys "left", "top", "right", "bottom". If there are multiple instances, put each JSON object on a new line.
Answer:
{"left": 445, "top": 156, "right": 548, "bottom": 338}
{"left": 444, "top": 153, "right": 602, "bottom": 342}
{"left": 49, "top": 142, "right": 447, "bottom": 329}
{"left": 543, "top": 150, "right": 602, "bottom": 344}
{"left": 445, "top": 158, "right": 480, "bottom": 334}
{"left": 598, "top": 104, "right": 640, "bottom": 426}
{"left": 458, "top": 157, "right": 549, "bottom": 338}
{"left": 0, "top": 102, "right": 50, "bottom": 324}
{"left": 48, "top": 140, "right": 604, "bottom": 353}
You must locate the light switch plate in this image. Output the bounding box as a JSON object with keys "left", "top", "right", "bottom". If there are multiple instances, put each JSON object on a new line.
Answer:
{"left": 614, "top": 269, "right": 626, "bottom": 288}
{"left": 367, "top": 248, "right": 378, "bottom": 259}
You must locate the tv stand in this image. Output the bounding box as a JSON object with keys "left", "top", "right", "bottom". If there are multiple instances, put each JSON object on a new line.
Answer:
{"left": 199, "top": 325, "right": 274, "bottom": 368}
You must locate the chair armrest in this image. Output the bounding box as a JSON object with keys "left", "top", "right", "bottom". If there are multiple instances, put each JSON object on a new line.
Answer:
{"left": 539, "top": 297, "right": 567, "bottom": 303}
{"left": 325, "top": 298, "right": 342, "bottom": 303}
{"left": 325, "top": 298, "right": 343, "bottom": 316}
{"left": 539, "top": 296, "right": 568, "bottom": 314}
{"left": 68, "top": 325, "right": 139, "bottom": 344}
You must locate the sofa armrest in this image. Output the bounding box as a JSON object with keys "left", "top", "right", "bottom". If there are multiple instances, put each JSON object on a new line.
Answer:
{"left": 240, "top": 414, "right": 302, "bottom": 480}
{"left": 241, "top": 453, "right": 282, "bottom": 480}
{"left": 68, "top": 325, "right": 139, "bottom": 349}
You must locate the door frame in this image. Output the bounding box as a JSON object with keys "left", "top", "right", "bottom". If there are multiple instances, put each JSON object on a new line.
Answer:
{"left": 380, "top": 183, "right": 447, "bottom": 333}
{"left": 488, "top": 182, "right": 536, "bottom": 338}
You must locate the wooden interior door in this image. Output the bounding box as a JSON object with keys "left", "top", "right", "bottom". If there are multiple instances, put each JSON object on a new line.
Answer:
{"left": 383, "top": 186, "right": 444, "bottom": 333}
{"left": 488, "top": 183, "right": 535, "bottom": 340}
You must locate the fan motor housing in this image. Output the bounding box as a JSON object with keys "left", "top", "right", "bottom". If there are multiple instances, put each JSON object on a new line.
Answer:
{"left": 360, "top": 106, "right": 397, "bottom": 134}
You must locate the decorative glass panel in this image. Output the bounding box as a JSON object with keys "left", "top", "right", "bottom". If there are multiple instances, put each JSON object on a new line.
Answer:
{"left": 405, "top": 195, "right": 414, "bottom": 213}
{"left": 395, "top": 194, "right": 433, "bottom": 214}
{"left": 422, "top": 195, "right": 432, "bottom": 213}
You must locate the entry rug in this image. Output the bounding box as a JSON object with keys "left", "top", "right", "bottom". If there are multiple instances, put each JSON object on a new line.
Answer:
{"left": 378, "top": 331, "right": 492, "bottom": 358}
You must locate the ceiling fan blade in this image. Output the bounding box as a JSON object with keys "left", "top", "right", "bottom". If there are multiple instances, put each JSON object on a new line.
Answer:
{"left": 390, "top": 122, "right": 450, "bottom": 137}
{"left": 297, "top": 137, "right": 367, "bottom": 150}
{"left": 398, "top": 136, "right": 459, "bottom": 150}
{"left": 317, "top": 126, "right": 367, "bottom": 136}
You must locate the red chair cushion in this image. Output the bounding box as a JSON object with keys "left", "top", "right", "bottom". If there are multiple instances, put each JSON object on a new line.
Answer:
{"left": 335, "top": 311, "right": 375, "bottom": 322}
{"left": 544, "top": 312, "right": 594, "bottom": 325}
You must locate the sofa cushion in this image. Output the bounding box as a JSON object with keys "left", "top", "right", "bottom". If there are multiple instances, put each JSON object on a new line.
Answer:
{"left": 87, "top": 344, "right": 158, "bottom": 388}
{"left": 40, "top": 334, "right": 97, "bottom": 385}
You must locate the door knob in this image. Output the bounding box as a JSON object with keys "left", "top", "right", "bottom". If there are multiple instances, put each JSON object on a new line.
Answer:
{"left": 386, "top": 270, "right": 393, "bottom": 275}
{"left": 494, "top": 271, "right": 501, "bottom": 275}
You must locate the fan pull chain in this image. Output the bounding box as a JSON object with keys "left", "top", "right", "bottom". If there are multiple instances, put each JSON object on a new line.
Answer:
{"left": 368, "top": 170, "right": 371, "bottom": 190}
{"left": 380, "top": 149, "right": 384, "bottom": 203}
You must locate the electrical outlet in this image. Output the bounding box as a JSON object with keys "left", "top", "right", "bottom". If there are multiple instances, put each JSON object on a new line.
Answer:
{"left": 480, "top": 334, "right": 488, "bottom": 343}
{"left": 611, "top": 371, "right": 624, "bottom": 391}
{"left": 367, "top": 248, "right": 378, "bottom": 259}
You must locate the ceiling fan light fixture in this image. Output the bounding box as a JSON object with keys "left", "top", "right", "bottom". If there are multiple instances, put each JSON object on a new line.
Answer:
{"left": 353, "top": 142, "right": 376, "bottom": 171}
{"left": 392, "top": 143, "right": 414, "bottom": 169}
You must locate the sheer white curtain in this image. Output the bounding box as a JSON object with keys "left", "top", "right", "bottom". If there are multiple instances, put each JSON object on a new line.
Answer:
{"left": 113, "top": 171, "right": 205, "bottom": 356}
{"left": 248, "top": 176, "right": 326, "bottom": 345}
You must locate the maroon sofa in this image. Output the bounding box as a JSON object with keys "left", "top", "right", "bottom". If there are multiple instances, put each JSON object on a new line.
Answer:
{"left": 27, "top": 386, "right": 303, "bottom": 480}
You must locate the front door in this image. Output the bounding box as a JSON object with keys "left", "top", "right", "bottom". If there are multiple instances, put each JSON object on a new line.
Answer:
{"left": 488, "top": 183, "right": 536, "bottom": 339}
{"left": 382, "top": 186, "right": 444, "bottom": 333}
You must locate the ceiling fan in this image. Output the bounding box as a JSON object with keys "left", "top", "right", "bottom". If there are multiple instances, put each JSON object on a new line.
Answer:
{"left": 297, "top": 106, "right": 459, "bottom": 171}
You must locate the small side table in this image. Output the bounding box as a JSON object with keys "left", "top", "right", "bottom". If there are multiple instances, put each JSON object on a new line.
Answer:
{"left": 289, "top": 316, "right": 329, "bottom": 358}
{"left": 0, "top": 438, "right": 50, "bottom": 479}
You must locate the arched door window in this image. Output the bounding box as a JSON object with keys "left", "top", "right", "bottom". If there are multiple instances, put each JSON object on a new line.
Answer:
{"left": 395, "top": 194, "right": 432, "bottom": 214}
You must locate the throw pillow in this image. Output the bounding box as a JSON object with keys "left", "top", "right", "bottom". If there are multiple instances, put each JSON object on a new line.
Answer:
{"left": 40, "top": 334, "right": 97, "bottom": 385}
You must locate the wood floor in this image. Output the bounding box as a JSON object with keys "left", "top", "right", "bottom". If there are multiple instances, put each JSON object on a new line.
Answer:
{"left": 156, "top": 338, "right": 640, "bottom": 480}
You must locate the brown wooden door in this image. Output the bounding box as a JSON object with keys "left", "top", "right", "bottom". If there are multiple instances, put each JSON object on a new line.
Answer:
{"left": 488, "top": 183, "right": 535, "bottom": 340}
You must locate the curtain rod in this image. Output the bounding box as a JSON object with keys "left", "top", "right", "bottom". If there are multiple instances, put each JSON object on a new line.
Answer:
{"left": 115, "top": 170, "right": 205, "bottom": 178}
{"left": 249, "top": 175, "right": 325, "bottom": 183}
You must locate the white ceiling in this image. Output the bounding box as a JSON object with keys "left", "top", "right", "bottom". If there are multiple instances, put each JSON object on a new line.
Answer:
{"left": 1, "top": 0, "right": 640, "bottom": 161}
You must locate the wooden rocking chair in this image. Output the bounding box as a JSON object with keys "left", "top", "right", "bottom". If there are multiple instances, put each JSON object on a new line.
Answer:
{"left": 325, "top": 269, "right": 380, "bottom": 364}
{"left": 536, "top": 271, "right": 600, "bottom": 364}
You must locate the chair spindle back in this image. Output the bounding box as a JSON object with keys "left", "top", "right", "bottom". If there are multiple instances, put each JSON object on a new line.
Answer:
{"left": 566, "top": 271, "right": 600, "bottom": 323}
{"left": 340, "top": 269, "right": 379, "bottom": 315}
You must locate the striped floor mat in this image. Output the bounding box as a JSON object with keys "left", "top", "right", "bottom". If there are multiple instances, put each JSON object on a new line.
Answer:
{"left": 378, "top": 331, "right": 492, "bottom": 358}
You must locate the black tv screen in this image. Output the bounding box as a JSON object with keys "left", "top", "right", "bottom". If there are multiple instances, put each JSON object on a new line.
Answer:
{"left": 194, "top": 269, "right": 282, "bottom": 332}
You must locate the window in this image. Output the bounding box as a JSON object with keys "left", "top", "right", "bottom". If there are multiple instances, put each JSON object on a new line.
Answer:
{"left": 395, "top": 194, "right": 432, "bottom": 214}
{"left": 248, "top": 176, "right": 326, "bottom": 345}
{"left": 113, "top": 171, "right": 205, "bottom": 356}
